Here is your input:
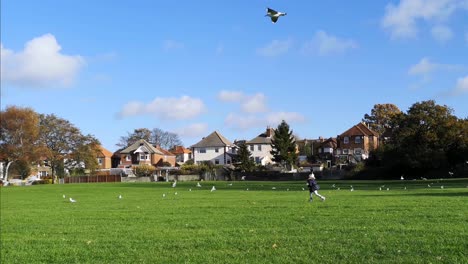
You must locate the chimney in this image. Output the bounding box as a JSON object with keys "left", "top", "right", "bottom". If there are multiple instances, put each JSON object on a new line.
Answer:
{"left": 266, "top": 126, "right": 272, "bottom": 137}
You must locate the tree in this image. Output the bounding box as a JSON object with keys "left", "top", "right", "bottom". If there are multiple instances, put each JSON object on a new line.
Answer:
{"left": 117, "top": 127, "right": 183, "bottom": 149}
{"left": 151, "top": 128, "right": 182, "bottom": 149}
{"left": 0, "top": 106, "right": 42, "bottom": 181}
{"left": 67, "top": 134, "right": 101, "bottom": 175}
{"left": 39, "top": 114, "right": 101, "bottom": 182}
{"left": 270, "top": 120, "right": 298, "bottom": 170}
{"left": 236, "top": 143, "right": 255, "bottom": 172}
{"left": 362, "top": 103, "right": 402, "bottom": 135}
{"left": 117, "top": 128, "right": 152, "bottom": 148}
{"left": 381, "top": 100, "right": 464, "bottom": 176}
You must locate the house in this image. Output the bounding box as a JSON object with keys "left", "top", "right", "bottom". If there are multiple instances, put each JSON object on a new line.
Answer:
{"left": 191, "top": 131, "right": 237, "bottom": 165}
{"left": 245, "top": 127, "right": 275, "bottom": 165}
{"left": 154, "top": 145, "right": 176, "bottom": 167}
{"left": 317, "top": 137, "right": 337, "bottom": 160}
{"left": 97, "top": 146, "right": 113, "bottom": 169}
{"left": 117, "top": 139, "right": 175, "bottom": 168}
{"left": 336, "top": 122, "right": 379, "bottom": 162}
{"left": 170, "top": 145, "right": 192, "bottom": 164}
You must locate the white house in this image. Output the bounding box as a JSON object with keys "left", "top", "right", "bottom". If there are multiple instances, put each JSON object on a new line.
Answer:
{"left": 191, "top": 131, "right": 237, "bottom": 165}
{"left": 245, "top": 127, "right": 275, "bottom": 166}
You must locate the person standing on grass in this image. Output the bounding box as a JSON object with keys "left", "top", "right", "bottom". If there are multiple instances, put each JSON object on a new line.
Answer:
{"left": 307, "top": 173, "right": 325, "bottom": 202}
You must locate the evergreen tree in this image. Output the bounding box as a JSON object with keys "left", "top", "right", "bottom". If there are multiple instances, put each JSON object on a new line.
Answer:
{"left": 270, "top": 120, "right": 297, "bottom": 170}
{"left": 236, "top": 143, "right": 255, "bottom": 172}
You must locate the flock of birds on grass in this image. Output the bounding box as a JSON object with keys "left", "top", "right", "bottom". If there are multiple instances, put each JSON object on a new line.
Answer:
{"left": 61, "top": 172, "right": 462, "bottom": 203}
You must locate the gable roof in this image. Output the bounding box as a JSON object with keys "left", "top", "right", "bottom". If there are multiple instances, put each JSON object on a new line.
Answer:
{"left": 191, "top": 131, "right": 233, "bottom": 148}
{"left": 246, "top": 127, "right": 275, "bottom": 144}
{"left": 171, "top": 146, "right": 192, "bottom": 154}
{"left": 339, "top": 122, "right": 379, "bottom": 137}
{"left": 119, "top": 139, "right": 163, "bottom": 154}
{"left": 155, "top": 146, "right": 176, "bottom": 156}
{"left": 97, "top": 146, "right": 113, "bottom": 158}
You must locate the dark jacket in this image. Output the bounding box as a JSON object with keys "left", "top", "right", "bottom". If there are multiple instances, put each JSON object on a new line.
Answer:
{"left": 307, "top": 179, "right": 319, "bottom": 191}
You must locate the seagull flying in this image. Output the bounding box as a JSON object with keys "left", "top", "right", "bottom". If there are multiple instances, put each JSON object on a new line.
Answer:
{"left": 69, "top": 197, "right": 76, "bottom": 203}
{"left": 265, "top": 7, "right": 287, "bottom": 24}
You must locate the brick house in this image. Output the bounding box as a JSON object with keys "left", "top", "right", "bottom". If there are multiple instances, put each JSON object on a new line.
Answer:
{"left": 97, "top": 146, "right": 113, "bottom": 169}
{"left": 170, "top": 145, "right": 192, "bottom": 164}
{"left": 117, "top": 139, "right": 175, "bottom": 168}
{"left": 336, "top": 122, "right": 379, "bottom": 162}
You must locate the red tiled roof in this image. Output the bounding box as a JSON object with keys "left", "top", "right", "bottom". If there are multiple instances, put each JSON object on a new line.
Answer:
{"left": 171, "top": 146, "right": 192, "bottom": 154}
{"left": 340, "top": 122, "right": 379, "bottom": 137}
{"left": 98, "top": 146, "right": 113, "bottom": 158}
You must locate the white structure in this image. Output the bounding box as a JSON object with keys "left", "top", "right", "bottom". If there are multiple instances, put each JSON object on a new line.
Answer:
{"left": 191, "top": 131, "right": 237, "bottom": 165}
{"left": 245, "top": 127, "right": 275, "bottom": 166}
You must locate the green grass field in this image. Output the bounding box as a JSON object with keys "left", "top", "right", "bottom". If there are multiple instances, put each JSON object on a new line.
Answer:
{"left": 1, "top": 179, "right": 467, "bottom": 264}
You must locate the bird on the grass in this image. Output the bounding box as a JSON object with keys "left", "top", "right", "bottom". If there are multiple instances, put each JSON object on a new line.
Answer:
{"left": 441, "top": 186, "right": 444, "bottom": 189}
{"left": 196, "top": 182, "right": 202, "bottom": 187}
{"left": 400, "top": 175, "right": 404, "bottom": 180}
{"left": 211, "top": 186, "right": 216, "bottom": 192}
{"left": 172, "top": 180, "right": 177, "bottom": 188}
{"left": 69, "top": 197, "right": 76, "bottom": 203}
{"left": 63, "top": 194, "right": 66, "bottom": 199}
{"left": 162, "top": 193, "right": 166, "bottom": 198}
{"left": 118, "top": 195, "right": 122, "bottom": 199}
{"left": 265, "top": 7, "right": 287, "bottom": 24}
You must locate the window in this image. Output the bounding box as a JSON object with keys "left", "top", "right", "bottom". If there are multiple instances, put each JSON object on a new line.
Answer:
{"left": 215, "top": 148, "right": 219, "bottom": 153}
{"left": 250, "top": 145, "right": 254, "bottom": 151}
{"left": 140, "top": 154, "right": 148, "bottom": 160}
{"left": 344, "top": 137, "right": 349, "bottom": 144}
{"left": 227, "top": 159, "right": 231, "bottom": 164}
{"left": 258, "top": 145, "right": 262, "bottom": 151}
{"left": 354, "top": 148, "right": 362, "bottom": 154}
{"left": 199, "top": 148, "right": 206, "bottom": 153}
{"left": 126, "top": 155, "right": 131, "bottom": 161}
{"left": 343, "top": 149, "right": 349, "bottom": 155}
{"left": 255, "top": 157, "right": 261, "bottom": 164}
{"left": 215, "top": 159, "right": 220, "bottom": 165}
{"left": 97, "top": 158, "right": 103, "bottom": 165}
{"left": 355, "top": 137, "right": 362, "bottom": 144}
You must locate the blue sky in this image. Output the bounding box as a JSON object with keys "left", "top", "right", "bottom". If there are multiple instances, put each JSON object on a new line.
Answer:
{"left": 2, "top": 0, "right": 468, "bottom": 152}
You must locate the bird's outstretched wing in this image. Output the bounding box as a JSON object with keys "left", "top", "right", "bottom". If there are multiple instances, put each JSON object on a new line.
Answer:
{"left": 267, "top": 7, "right": 277, "bottom": 15}
{"left": 271, "top": 17, "right": 278, "bottom": 23}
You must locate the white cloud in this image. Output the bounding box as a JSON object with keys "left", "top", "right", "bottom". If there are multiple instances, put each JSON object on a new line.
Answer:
{"left": 452, "top": 75, "right": 468, "bottom": 94}
{"left": 257, "top": 39, "right": 292, "bottom": 57}
{"left": 163, "top": 39, "right": 184, "bottom": 51}
{"left": 266, "top": 112, "right": 306, "bottom": 125}
{"left": 224, "top": 111, "right": 306, "bottom": 132}
{"left": 431, "top": 25, "right": 453, "bottom": 43}
{"left": 382, "top": 0, "right": 467, "bottom": 39}
{"left": 173, "top": 123, "right": 208, "bottom": 138}
{"left": 224, "top": 113, "right": 264, "bottom": 131}
{"left": 241, "top": 93, "right": 268, "bottom": 113}
{"left": 1, "top": 34, "right": 85, "bottom": 87}
{"left": 217, "top": 90, "right": 244, "bottom": 102}
{"left": 119, "top": 95, "right": 205, "bottom": 120}
{"left": 409, "top": 57, "right": 462, "bottom": 77}
{"left": 408, "top": 57, "right": 438, "bottom": 76}
{"left": 302, "top": 30, "right": 358, "bottom": 56}
{"left": 217, "top": 90, "right": 268, "bottom": 113}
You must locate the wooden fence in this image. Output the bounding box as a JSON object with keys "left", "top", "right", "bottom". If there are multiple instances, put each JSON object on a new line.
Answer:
{"left": 64, "top": 175, "right": 121, "bottom": 184}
